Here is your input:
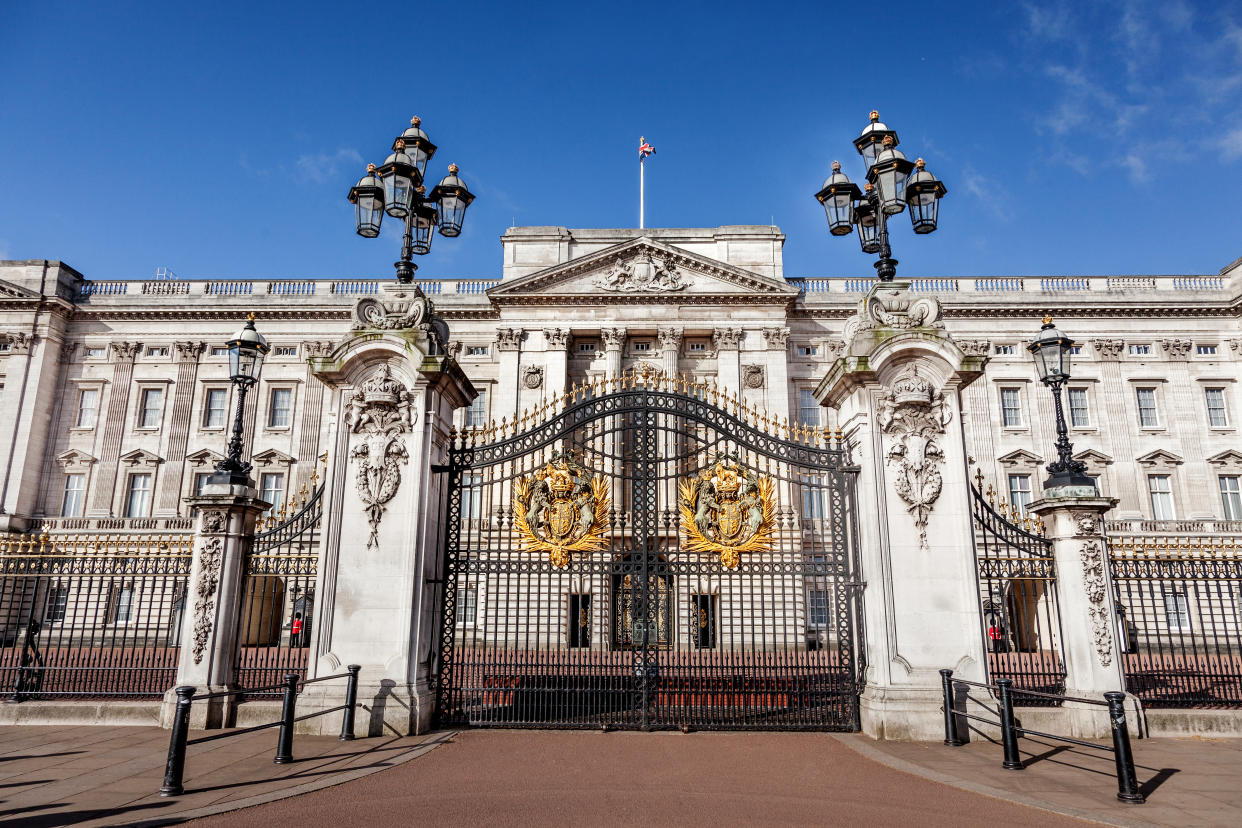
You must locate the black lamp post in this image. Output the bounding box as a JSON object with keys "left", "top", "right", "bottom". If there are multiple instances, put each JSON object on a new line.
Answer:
{"left": 209, "top": 314, "right": 269, "bottom": 487}
{"left": 348, "top": 116, "right": 476, "bottom": 285}
{"left": 1027, "top": 316, "right": 1094, "bottom": 491}
{"left": 815, "top": 111, "right": 947, "bottom": 282}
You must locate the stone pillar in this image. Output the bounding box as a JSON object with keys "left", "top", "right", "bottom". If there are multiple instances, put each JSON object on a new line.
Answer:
{"left": 162, "top": 484, "right": 268, "bottom": 728}
{"left": 295, "top": 341, "right": 333, "bottom": 491}
{"left": 495, "top": 328, "right": 523, "bottom": 422}
{"left": 306, "top": 285, "right": 474, "bottom": 736}
{"left": 602, "top": 327, "right": 626, "bottom": 378}
{"left": 658, "top": 327, "right": 682, "bottom": 378}
{"left": 543, "top": 328, "right": 570, "bottom": 401}
{"left": 88, "top": 342, "right": 140, "bottom": 516}
{"left": 1029, "top": 491, "right": 1130, "bottom": 737}
{"left": 156, "top": 341, "right": 205, "bottom": 516}
{"left": 816, "top": 282, "right": 988, "bottom": 740}
{"left": 713, "top": 327, "right": 743, "bottom": 396}
{"left": 0, "top": 328, "right": 67, "bottom": 528}
{"left": 761, "top": 327, "right": 791, "bottom": 419}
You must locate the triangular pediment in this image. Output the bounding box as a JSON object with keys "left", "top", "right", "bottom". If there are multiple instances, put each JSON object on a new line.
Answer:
{"left": 1207, "top": 449, "right": 1242, "bottom": 467}
{"left": 997, "top": 449, "right": 1042, "bottom": 466}
{"left": 252, "top": 448, "right": 295, "bottom": 466}
{"left": 186, "top": 449, "right": 224, "bottom": 466}
{"left": 1136, "top": 449, "right": 1183, "bottom": 466}
{"left": 57, "top": 449, "right": 97, "bottom": 468}
{"left": 0, "top": 279, "right": 41, "bottom": 301}
{"left": 487, "top": 237, "right": 797, "bottom": 304}
{"left": 1074, "top": 449, "right": 1114, "bottom": 465}
{"left": 120, "top": 448, "right": 163, "bottom": 466}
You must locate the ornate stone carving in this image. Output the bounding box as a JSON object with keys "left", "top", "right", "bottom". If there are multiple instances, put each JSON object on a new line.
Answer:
{"left": 1079, "top": 539, "right": 1113, "bottom": 667}
{"left": 174, "top": 341, "right": 206, "bottom": 362}
{"left": 1159, "top": 338, "right": 1193, "bottom": 359}
{"left": 192, "top": 537, "right": 224, "bottom": 664}
{"left": 762, "top": 327, "right": 790, "bottom": 350}
{"left": 879, "top": 366, "right": 952, "bottom": 550}
{"left": 351, "top": 287, "right": 448, "bottom": 350}
{"left": 347, "top": 365, "right": 413, "bottom": 550}
{"left": 495, "top": 328, "right": 524, "bottom": 351}
{"left": 601, "top": 328, "right": 627, "bottom": 350}
{"left": 658, "top": 327, "right": 683, "bottom": 350}
{"left": 822, "top": 340, "right": 846, "bottom": 361}
{"left": 543, "top": 328, "right": 570, "bottom": 350}
{"left": 712, "top": 327, "right": 744, "bottom": 350}
{"left": 958, "top": 339, "right": 991, "bottom": 357}
{"left": 58, "top": 342, "right": 80, "bottom": 364}
{"left": 303, "top": 340, "right": 334, "bottom": 358}
{"left": 593, "top": 250, "right": 687, "bottom": 293}
{"left": 853, "top": 284, "right": 943, "bottom": 332}
{"left": 202, "top": 510, "right": 226, "bottom": 534}
{"left": 1091, "top": 339, "right": 1125, "bottom": 361}
{"left": 109, "top": 341, "right": 140, "bottom": 361}
{"left": 523, "top": 365, "right": 544, "bottom": 389}
{"left": 5, "top": 332, "right": 35, "bottom": 355}
{"left": 1229, "top": 339, "right": 1241, "bottom": 353}
{"left": 444, "top": 340, "right": 463, "bottom": 359}
{"left": 743, "top": 365, "right": 765, "bottom": 389}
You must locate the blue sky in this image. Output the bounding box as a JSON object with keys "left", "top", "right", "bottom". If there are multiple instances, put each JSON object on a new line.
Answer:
{"left": 2, "top": 1, "right": 1241, "bottom": 280}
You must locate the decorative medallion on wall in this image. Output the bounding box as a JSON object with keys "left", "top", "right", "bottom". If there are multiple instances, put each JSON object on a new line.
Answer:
{"left": 593, "top": 250, "right": 687, "bottom": 293}
{"left": 743, "top": 364, "right": 765, "bottom": 389}
{"left": 879, "top": 365, "right": 952, "bottom": 551}
{"left": 513, "top": 456, "right": 611, "bottom": 568}
{"left": 347, "top": 364, "right": 413, "bottom": 550}
{"left": 523, "top": 365, "right": 544, "bottom": 389}
{"left": 679, "top": 458, "right": 776, "bottom": 570}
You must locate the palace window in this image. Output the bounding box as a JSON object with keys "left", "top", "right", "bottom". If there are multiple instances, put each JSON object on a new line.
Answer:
{"left": 1068, "top": 387, "right": 1090, "bottom": 427}
{"left": 796, "top": 345, "right": 818, "bottom": 357}
{"left": 260, "top": 473, "right": 285, "bottom": 515}
{"left": 461, "top": 473, "right": 484, "bottom": 520}
{"left": 267, "top": 388, "right": 293, "bottom": 428}
{"left": 272, "top": 345, "right": 298, "bottom": 357}
{"left": 109, "top": 584, "right": 135, "bottom": 625}
{"left": 76, "top": 388, "right": 100, "bottom": 428}
{"left": 464, "top": 388, "right": 488, "bottom": 427}
{"left": 692, "top": 594, "right": 717, "bottom": 649}
{"left": 799, "top": 389, "right": 820, "bottom": 427}
{"left": 1205, "top": 387, "right": 1229, "bottom": 428}
{"left": 1163, "top": 588, "right": 1191, "bottom": 632}
{"left": 84, "top": 347, "right": 106, "bottom": 359}
{"left": 1069, "top": 345, "right": 1082, "bottom": 356}
{"left": 458, "top": 585, "right": 477, "bottom": 626}
{"left": 1135, "top": 387, "right": 1159, "bottom": 428}
{"left": 1129, "top": 344, "right": 1152, "bottom": 356}
{"left": 994, "top": 344, "right": 1016, "bottom": 355}
{"left": 146, "top": 346, "right": 169, "bottom": 358}
{"left": 203, "top": 388, "right": 228, "bottom": 428}
{"left": 1197, "top": 344, "right": 1218, "bottom": 356}
{"left": 61, "top": 474, "right": 86, "bottom": 517}
{"left": 1000, "top": 387, "right": 1022, "bottom": 427}
{"left": 568, "top": 593, "right": 591, "bottom": 648}
{"left": 194, "top": 473, "right": 212, "bottom": 496}
{"left": 211, "top": 346, "right": 229, "bottom": 357}
{"left": 138, "top": 388, "right": 163, "bottom": 429}
{"left": 1220, "top": 476, "right": 1242, "bottom": 521}
{"left": 688, "top": 340, "right": 708, "bottom": 353}
{"left": 466, "top": 345, "right": 489, "bottom": 356}
{"left": 808, "top": 589, "right": 829, "bottom": 627}
{"left": 632, "top": 341, "right": 652, "bottom": 352}
{"left": 124, "top": 473, "right": 153, "bottom": 518}
{"left": 1148, "top": 474, "right": 1175, "bottom": 520}
{"left": 1008, "top": 474, "right": 1033, "bottom": 512}
{"left": 801, "top": 476, "right": 826, "bottom": 520}
{"left": 43, "top": 584, "right": 69, "bottom": 624}
{"left": 576, "top": 341, "right": 598, "bottom": 354}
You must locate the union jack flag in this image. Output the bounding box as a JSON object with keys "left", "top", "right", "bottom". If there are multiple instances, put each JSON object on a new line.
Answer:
{"left": 639, "top": 136, "right": 656, "bottom": 160}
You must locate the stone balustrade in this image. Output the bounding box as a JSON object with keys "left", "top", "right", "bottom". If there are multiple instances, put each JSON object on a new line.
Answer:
{"left": 788, "top": 274, "right": 1230, "bottom": 295}
{"left": 77, "top": 277, "right": 502, "bottom": 301}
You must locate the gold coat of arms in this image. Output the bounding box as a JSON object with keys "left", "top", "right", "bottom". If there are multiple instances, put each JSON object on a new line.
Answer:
{"left": 679, "top": 459, "right": 777, "bottom": 569}
{"left": 513, "top": 456, "right": 611, "bottom": 567}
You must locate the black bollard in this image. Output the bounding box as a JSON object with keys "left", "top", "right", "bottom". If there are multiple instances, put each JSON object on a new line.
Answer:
{"left": 160, "top": 686, "right": 196, "bottom": 796}
{"left": 1105, "top": 692, "right": 1146, "bottom": 804}
{"left": 997, "top": 679, "right": 1023, "bottom": 770}
{"left": 273, "top": 673, "right": 299, "bottom": 764}
{"left": 339, "top": 665, "right": 360, "bottom": 741}
{"left": 940, "top": 669, "right": 964, "bottom": 746}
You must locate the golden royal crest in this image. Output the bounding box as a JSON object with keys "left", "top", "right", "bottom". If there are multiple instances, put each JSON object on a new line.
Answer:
{"left": 679, "top": 459, "right": 777, "bottom": 569}
{"left": 514, "top": 456, "right": 610, "bottom": 567}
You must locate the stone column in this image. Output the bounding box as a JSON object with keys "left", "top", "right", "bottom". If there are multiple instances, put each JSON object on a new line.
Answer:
{"left": 1029, "top": 491, "right": 1130, "bottom": 737}
{"left": 306, "top": 286, "right": 474, "bottom": 736}
{"left": 156, "top": 341, "right": 205, "bottom": 516}
{"left": 495, "top": 328, "right": 523, "bottom": 422}
{"left": 0, "top": 328, "right": 67, "bottom": 528}
{"left": 543, "top": 329, "right": 570, "bottom": 402}
{"left": 162, "top": 484, "right": 268, "bottom": 728}
{"left": 88, "top": 341, "right": 140, "bottom": 516}
{"left": 295, "top": 341, "right": 333, "bottom": 491}
{"left": 658, "top": 327, "right": 682, "bottom": 378}
{"left": 816, "top": 282, "right": 989, "bottom": 740}
{"left": 602, "top": 328, "right": 626, "bottom": 379}
{"left": 1090, "top": 339, "right": 1139, "bottom": 514}
{"left": 761, "top": 327, "right": 791, "bottom": 419}
{"left": 713, "top": 327, "right": 743, "bottom": 396}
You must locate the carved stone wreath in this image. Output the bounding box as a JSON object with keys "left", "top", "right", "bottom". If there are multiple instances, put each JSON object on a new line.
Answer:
{"left": 347, "top": 365, "right": 413, "bottom": 550}
{"left": 1080, "top": 539, "right": 1113, "bottom": 667}
{"left": 192, "top": 537, "right": 224, "bottom": 664}
{"left": 880, "top": 366, "right": 952, "bottom": 551}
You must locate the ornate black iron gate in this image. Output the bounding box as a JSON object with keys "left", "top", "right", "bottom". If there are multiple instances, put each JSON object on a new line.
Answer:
{"left": 435, "top": 372, "right": 862, "bottom": 730}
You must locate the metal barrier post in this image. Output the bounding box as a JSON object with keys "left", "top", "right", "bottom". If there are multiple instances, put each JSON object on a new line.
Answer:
{"left": 997, "top": 679, "right": 1023, "bottom": 770}
{"left": 339, "top": 664, "right": 361, "bottom": 741}
{"left": 159, "top": 686, "right": 196, "bottom": 796}
{"left": 273, "top": 673, "right": 299, "bottom": 764}
{"left": 1105, "top": 692, "right": 1146, "bottom": 804}
{"left": 940, "top": 669, "right": 964, "bottom": 746}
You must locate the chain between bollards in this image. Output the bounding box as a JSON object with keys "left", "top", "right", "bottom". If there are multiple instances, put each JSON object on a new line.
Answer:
{"left": 1106, "top": 692, "right": 1146, "bottom": 804}
{"left": 159, "top": 686, "right": 196, "bottom": 796}
{"left": 273, "top": 673, "right": 299, "bottom": 764}
{"left": 339, "top": 665, "right": 361, "bottom": 741}
{"left": 940, "top": 669, "right": 965, "bottom": 746}
{"left": 997, "top": 679, "right": 1023, "bottom": 770}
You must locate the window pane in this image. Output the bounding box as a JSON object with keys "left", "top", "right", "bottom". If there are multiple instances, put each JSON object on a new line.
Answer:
{"left": 799, "top": 389, "right": 820, "bottom": 426}
{"left": 1205, "top": 388, "right": 1228, "bottom": 428}
{"left": 269, "top": 388, "right": 292, "bottom": 428}
{"left": 114, "top": 586, "right": 135, "bottom": 624}
{"left": 801, "top": 476, "right": 825, "bottom": 520}
{"left": 1136, "top": 388, "right": 1158, "bottom": 427}
{"left": 125, "top": 474, "right": 152, "bottom": 517}
{"left": 260, "top": 473, "right": 285, "bottom": 514}
{"left": 1068, "top": 388, "right": 1089, "bottom": 427}
{"left": 76, "top": 389, "right": 99, "bottom": 428}
{"left": 61, "top": 474, "right": 85, "bottom": 517}
{"left": 465, "top": 389, "right": 488, "bottom": 427}
{"left": 461, "top": 473, "right": 484, "bottom": 520}
{"left": 1000, "top": 388, "right": 1021, "bottom": 427}
{"left": 808, "top": 589, "right": 828, "bottom": 627}
{"left": 1008, "top": 474, "right": 1032, "bottom": 511}
{"left": 459, "top": 586, "right": 477, "bottom": 625}
{"left": 140, "top": 389, "right": 163, "bottom": 428}
{"left": 1163, "top": 591, "right": 1190, "bottom": 632}
{"left": 204, "top": 389, "right": 227, "bottom": 427}
{"left": 1148, "top": 475, "right": 1174, "bottom": 520}
{"left": 1220, "top": 476, "right": 1242, "bottom": 520}
{"left": 195, "top": 473, "right": 211, "bottom": 495}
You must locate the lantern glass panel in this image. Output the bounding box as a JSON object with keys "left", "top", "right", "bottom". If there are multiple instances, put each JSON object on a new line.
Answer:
{"left": 384, "top": 173, "right": 413, "bottom": 218}
{"left": 354, "top": 196, "right": 383, "bottom": 238}
{"left": 856, "top": 214, "right": 881, "bottom": 254}
{"left": 877, "top": 167, "right": 908, "bottom": 214}
{"left": 859, "top": 139, "right": 882, "bottom": 172}
{"left": 909, "top": 191, "right": 938, "bottom": 234}
{"left": 438, "top": 193, "right": 467, "bottom": 237}
{"left": 230, "top": 345, "right": 264, "bottom": 384}
{"left": 410, "top": 208, "right": 436, "bottom": 255}
{"left": 407, "top": 145, "right": 430, "bottom": 179}
{"left": 824, "top": 194, "right": 854, "bottom": 236}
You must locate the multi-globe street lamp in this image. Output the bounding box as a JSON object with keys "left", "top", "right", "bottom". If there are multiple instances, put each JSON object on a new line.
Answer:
{"left": 1027, "top": 316, "right": 1094, "bottom": 491}
{"left": 208, "top": 314, "right": 269, "bottom": 487}
{"left": 348, "top": 116, "right": 476, "bottom": 284}
{"left": 815, "top": 111, "right": 947, "bottom": 282}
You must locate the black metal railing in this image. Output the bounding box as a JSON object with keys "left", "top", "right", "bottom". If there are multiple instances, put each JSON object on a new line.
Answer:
{"left": 939, "top": 668, "right": 1144, "bottom": 804}
{"left": 969, "top": 481, "right": 1066, "bottom": 703}
{"left": 0, "top": 533, "right": 192, "bottom": 699}
{"left": 159, "top": 664, "right": 360, "bottom": 797}
{"left": 1109, "top": 534, "right": 1242, "bottom": 708}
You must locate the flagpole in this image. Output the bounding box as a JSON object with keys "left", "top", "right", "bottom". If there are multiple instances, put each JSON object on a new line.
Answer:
{"left": 640, "top": 154, "right": 645, "bottom": 229}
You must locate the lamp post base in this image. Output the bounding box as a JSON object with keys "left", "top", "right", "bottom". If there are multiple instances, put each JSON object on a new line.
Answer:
{"left": 394, "top": 260, "right": 418, "bottom": 284}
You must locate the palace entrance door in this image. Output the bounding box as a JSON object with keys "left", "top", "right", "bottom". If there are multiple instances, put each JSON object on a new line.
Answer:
{"left": 434, "top": 371, "right": 862, "bottom": 730}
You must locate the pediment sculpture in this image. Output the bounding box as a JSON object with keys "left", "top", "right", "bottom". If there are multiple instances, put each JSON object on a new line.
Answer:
{"left": 347, "top": 364, "right": 413, "bottom": 550}
{"left": 879, "top": 366, "right": 952, "bottom": 551}
{"left": 593, "top": 250, "right": 687, "bottom": 293}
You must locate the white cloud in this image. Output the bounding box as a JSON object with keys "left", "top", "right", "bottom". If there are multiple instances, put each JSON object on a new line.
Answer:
{"left": 0, "top": 240, "right": 10, "bottom": 260}
{"left": 960, "top": 167, "right": 1012, "bottom": 222}
{"left": 1121, "top": 153, "right": 1148, "bottom": 182}
{"left": 1222, "top": 127, "right": 1242, "bottom": 160}
{"left": 296, "top": 148, "right": 364, "bottom": 184}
